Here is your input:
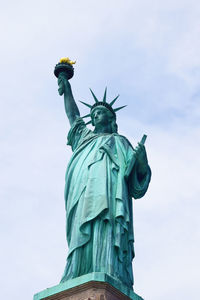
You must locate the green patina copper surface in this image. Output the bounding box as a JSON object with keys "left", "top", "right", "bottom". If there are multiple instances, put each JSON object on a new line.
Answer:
{"left": 54, "top": 61, "right": 151, "bottom": 290}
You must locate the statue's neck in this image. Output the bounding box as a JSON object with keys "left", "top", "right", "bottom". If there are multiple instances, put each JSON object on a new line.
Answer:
{"left": 93, "top": 124, "right": 112, "bottom": 134}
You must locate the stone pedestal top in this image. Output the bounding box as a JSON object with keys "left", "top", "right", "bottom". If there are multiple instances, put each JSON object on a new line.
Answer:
{"left": 33, "top": 273, "right": 144, "bottom": 300}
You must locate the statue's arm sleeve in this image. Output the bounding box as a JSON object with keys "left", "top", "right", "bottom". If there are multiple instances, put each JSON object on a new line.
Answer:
{"left": 129, "top": 162, "right": 151, "bottom": 199}
{"left": 125, "top": 149, "right": 151, "bottom": 199}
{"left": 67, "top": 117, "right": 91, "bottom": 151}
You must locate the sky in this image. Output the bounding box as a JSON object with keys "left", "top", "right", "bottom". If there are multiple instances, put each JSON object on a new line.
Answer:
{"left": 1, "top": 0, "right": 200, "bottom": 299}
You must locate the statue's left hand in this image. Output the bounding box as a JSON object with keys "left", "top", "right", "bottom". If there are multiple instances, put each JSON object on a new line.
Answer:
{"left": 135, "top": 143, "right": 148, "bottom": 177}
{"left": 57, "top": 72, "right": 71, "bottom": 96}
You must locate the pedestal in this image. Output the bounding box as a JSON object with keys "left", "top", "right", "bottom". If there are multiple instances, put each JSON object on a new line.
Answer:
{"left": 34, "top": 273, "right": 144, "bottom": 300}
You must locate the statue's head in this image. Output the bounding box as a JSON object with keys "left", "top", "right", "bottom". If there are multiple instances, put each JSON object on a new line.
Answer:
{"left": 80, "top": 88, "right": 126, "bottom": 133}
{"left": 91, "top": 106, "right": 118, "bottom": 133}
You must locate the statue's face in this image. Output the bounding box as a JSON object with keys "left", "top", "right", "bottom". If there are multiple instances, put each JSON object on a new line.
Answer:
{"left": 91, "top": 107, "right": 110, "bottom": 128}
{"left": 58, "top": 76, "right": 65, "bottom": 96}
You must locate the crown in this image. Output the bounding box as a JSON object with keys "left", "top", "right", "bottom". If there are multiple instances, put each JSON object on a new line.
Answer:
{"left": 80, "top": 88, "right": 126, "bottom": 125}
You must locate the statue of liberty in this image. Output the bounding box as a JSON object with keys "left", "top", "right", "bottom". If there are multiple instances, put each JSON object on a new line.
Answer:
{"left": 54, "top": 58, "right": 151, "bottom": 289}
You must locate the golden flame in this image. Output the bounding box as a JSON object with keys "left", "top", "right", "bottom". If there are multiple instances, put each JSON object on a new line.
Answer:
{"left": 59, "top": 57, "right": 76, "bottom": 65}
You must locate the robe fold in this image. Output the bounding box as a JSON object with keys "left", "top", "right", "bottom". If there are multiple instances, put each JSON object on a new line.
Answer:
{"left": 61, "top": 118, "right": 151, "bottom": 287}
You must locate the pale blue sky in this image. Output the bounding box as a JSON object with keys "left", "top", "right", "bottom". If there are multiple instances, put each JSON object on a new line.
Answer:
{"left": 1, "top": 1, "right": 200, "bottom": 299}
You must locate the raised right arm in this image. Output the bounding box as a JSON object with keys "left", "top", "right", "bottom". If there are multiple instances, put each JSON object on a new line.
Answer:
{"left": 58, "top": 72, "right": 80, "bottom": 126}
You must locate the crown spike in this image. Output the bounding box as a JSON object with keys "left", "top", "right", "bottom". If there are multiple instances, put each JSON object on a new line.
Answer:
{"left": 103, "top": 87, "right": 107, "bottom": 102}
{"left": 109, "top": 95, "right": 120, "bottom": 106}
{"left": 114, "top": 105, "right": 127, "bottom": 112}
{"left": 82, "top": 114, "right": 91, "bottom": 119}
{"left": 89, "top": 89, "right": 99, "bottom": 103}
{"left": 79, "top": 101, "right": 92, "bottom": 108}
{"left": 85, "top": 120, "right": 92, "bottom": 125}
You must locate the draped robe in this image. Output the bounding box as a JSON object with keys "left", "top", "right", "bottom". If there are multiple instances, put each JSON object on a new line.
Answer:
{"left": 61, "top": 118, "right": 151, "bottom": 287}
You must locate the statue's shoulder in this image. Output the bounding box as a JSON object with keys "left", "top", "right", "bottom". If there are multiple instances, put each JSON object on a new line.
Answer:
{"left": 67, "top": 117, "right": 91, "bottom": 151}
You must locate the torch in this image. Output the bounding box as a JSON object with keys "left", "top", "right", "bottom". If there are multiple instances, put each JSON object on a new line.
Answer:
{"left": 54, "top": 57, "right": 76, "bottom": 80}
